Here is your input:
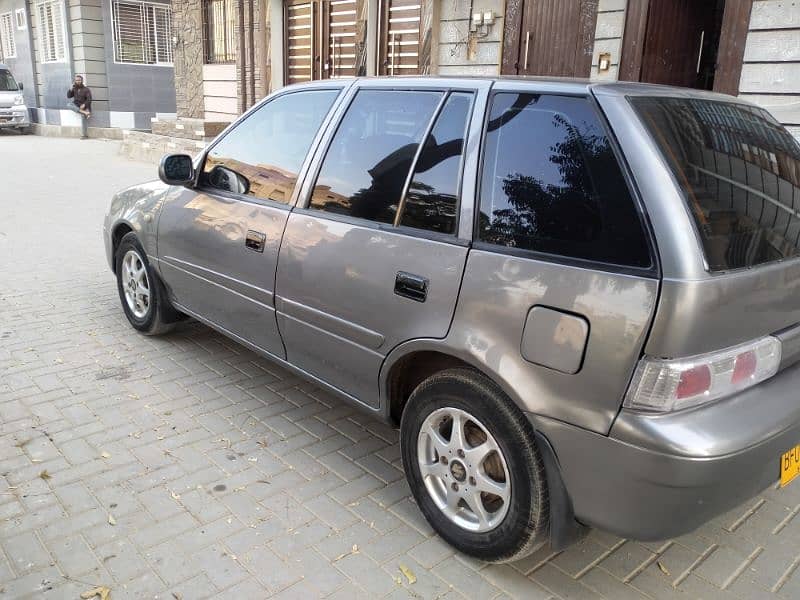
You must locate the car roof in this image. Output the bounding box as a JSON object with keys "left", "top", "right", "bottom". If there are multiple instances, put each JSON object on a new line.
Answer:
{"left": 298, "top": 75, "right": 742, "bottom": 103}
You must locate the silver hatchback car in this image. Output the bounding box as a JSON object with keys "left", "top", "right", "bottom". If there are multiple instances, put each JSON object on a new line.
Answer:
{"left": 104, "top": 77, "right": 800, "bottom": 563}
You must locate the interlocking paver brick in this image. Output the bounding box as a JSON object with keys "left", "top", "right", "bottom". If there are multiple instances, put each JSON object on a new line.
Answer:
{"left": 1, "top": 530, "right": 53, "bottom": 575}
{"left": 2, "top": 136, "right": 800, "bottom": 599}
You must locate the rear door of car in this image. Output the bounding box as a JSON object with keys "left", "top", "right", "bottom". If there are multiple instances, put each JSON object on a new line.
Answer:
{"left": 449, "top": 81, "right": 661, "bottom": 433}
{"left": 156, "top": 83, "right": 347, "bottom": 359}
{"left": 274, "top": 79, "right": 490, "bottom": 407}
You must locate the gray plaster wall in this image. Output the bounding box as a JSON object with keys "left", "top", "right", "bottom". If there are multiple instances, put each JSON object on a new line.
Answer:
{"left": 101, "top": 0, "right": 176, "bottom": 127}
{"left": 29, "top": 0, "right": 72, "bottom": 121}
{"left": 0, "top": 0, "right": 37, "bottom": 108}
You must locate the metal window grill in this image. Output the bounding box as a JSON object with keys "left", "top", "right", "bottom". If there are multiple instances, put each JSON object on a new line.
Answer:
{"left": 203, "top": 0, "right": 237, "bottom": 64}
{"left": 36, "top": 1, "right": 65, "bottom": 62}
{"left": 0, "top": 13, "right": 15, "bottom": 59}
{"left": 113, "top": 0, "right": 173, "bottom": 65}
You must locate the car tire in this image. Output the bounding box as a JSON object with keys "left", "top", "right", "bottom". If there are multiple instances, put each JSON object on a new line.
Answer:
{"left": 115, "top": 232, "right": 180, "bottom": 336}
{"left": 400, "top": 368, "right": 550, "bottom": 563}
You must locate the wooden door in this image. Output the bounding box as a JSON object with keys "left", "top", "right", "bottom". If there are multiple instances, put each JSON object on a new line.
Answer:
{"left": 639, "top": 0, "right": 717, "bottom": 88}
{"left": 285, "top": 0, "right": 361, "bottom": 84}
{"left": 327, "top": 0, "right": 359, "bottom": 78}
{"left": 501, "top": 0, "right": 598, "bottom": 77}
{"left": 378, "top": 0, "right": 422, "bottom": 75}
{"left": 286, "top": 0, "right": 316, "bottom": 83}
{"left": 620, "top": 0, "right": 750, "bottom": 93}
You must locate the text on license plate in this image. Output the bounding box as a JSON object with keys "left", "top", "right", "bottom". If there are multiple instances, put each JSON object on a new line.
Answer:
{"left": 781, "top": 444, "right": 800, "bottom": 487}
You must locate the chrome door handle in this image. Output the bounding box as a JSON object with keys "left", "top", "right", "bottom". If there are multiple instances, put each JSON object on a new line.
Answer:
{"left": 696, "top": 29, "right": 705, "bottom": 74}
{"left": 394, "top": 271, "right": 428, "bottom": 302}
{"left": 523, "top": 31, "right": 530, "bottom": 72}
{"left": 245, "top": 230, "right": 266, "bottom": 252}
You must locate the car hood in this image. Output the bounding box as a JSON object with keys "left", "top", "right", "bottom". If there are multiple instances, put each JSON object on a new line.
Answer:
{"left": 0, "top": 90, "right": 22, "bottom": 108}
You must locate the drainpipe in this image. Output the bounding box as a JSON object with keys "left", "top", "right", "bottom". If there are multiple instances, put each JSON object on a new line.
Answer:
{"left": 248, "top": 0, "right": 255, "bottom": 106}
{"left": 238, "top": 0, "right": 247, "bottom": 111}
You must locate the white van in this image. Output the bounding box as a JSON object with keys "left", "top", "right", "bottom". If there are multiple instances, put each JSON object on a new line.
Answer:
{"left": 0, "top": 63, "right": 30, "bottom": 133}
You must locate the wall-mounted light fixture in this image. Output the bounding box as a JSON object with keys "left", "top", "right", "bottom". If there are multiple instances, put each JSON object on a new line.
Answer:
{"left": 598, "top": 52, "right": 612, "bottom": 72}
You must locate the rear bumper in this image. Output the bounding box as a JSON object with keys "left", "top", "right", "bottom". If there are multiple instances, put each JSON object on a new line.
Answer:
{"left": 531, "top": 362, "right": 800, "bottom": 541}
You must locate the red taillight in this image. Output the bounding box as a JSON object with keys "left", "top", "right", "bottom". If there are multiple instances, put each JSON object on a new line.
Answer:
{"left": 676, "top": 364, "right": 712, "bottom": 399}
{"left": 732, "top": 350, "right": 757, "bottom": 384}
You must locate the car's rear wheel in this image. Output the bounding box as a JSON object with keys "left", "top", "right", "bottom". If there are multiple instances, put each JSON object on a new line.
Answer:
{"left": 400, "top": 368, "right": 550, "bottom": 563}
{"left": 115, "top": 232, "right": 180, "bottom": 335}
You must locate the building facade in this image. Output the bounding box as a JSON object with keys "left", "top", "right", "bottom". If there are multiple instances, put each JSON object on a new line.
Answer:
{"left": 1, "top": 1, "right": 798, "bottom": 137}
{"left": 167, "top": 0, "right": 799, "bottom": 139}
{"left": 0, "top": 0, "right": 177, "bottom": 133}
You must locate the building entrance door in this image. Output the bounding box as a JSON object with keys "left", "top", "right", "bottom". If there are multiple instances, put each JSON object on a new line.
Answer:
{"left": 501, "top": 0, "right": 598, "bottom": 77}
{"left": 620, "top": 0, "right": 752, "bottom": 94}
{"left": 285, "top": 0, "right": 363, "bottom": 84}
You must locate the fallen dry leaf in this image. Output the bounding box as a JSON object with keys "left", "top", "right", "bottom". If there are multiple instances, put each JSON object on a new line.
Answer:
{"left": 101, "top": 452, "right": 111, "bottom": 459}
{"left": 399, "top": 564, "right": 417, "bottom": 585}
{"left": 39, "top": 470, "right": 51, "bottom": 481}
{"left": 657, "top": 561, "right": 670, "bottom": 576}
{"left": 170, "top": 491, "right": 180, "bottom": 501}
{"left": 108, "top": 514, "right": 117, "bottom": 526}
{"left": 352, "top": 544, "right": 359, "bottom": 554}
{"left": 31, "top": 459, "right": 42, "bottom": 464}
{"left": 81, "top": 585, "right": 111, "bottom": 600}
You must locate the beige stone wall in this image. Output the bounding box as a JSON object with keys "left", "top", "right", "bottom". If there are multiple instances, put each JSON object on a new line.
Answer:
{"left": 172, "top": 0, "right": 204, "bottom": 119}
{"left": 739, "top": 0, "right": 800, "bottom": 137}
{"left": 437, "top": 0, "right": 504, "bottom": 76}
{"left": 589, "top": 0, "right": 626, "bottom": 81}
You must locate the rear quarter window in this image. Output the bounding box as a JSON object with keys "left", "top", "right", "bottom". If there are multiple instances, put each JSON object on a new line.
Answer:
{"left": 631, "top": 96, "right": 800, "bottom": 271}
{"left": 478, "top": 93, "right": 652, "bottom": 269}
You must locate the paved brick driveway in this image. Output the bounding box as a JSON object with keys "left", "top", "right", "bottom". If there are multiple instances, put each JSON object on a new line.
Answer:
{"left": 1, "top": 134, "right": 800, "bottom": 599}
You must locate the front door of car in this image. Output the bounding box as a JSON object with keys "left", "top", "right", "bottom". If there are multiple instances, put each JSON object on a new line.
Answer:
{"left": 275, "top": 84, "right": 483, "bottom": 407}
{"left": 156, "top": 86, "right": 344, "bottom": 359}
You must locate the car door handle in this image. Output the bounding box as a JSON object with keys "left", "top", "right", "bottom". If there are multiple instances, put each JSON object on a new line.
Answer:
{"left": 245, "top": 230, "right": 266, "bottom": 253}
{"left": 395, "top": 271, "right": 428, "bottom": 303}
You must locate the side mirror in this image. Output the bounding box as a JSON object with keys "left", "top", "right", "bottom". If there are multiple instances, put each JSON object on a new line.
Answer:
{"left": 159, "top": 154, "right": 195, "bottom": 186}
{"left": 17, "top": 82, "right": 23, "bottom": 91}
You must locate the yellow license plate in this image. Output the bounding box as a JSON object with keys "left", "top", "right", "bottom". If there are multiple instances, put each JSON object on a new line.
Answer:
{"left": 781, "top": 445, "right": 800, "bottom": 487}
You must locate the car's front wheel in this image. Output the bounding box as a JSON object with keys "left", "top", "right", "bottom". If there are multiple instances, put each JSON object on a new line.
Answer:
{"left": 115, "top": 232, "right": 180, "bottom": 335}
{"left": 400, "top": 368, "right": 550, "bottom": 563}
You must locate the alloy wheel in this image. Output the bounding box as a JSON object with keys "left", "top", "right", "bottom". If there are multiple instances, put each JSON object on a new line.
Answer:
{"left": 417, "top": 407, "right": 511, "bottom": 532}
{"left": 121, "top": 249, "right": 151, "bottom": 319}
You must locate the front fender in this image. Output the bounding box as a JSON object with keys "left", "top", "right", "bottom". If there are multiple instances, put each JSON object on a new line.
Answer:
{"left": 103, "top": 181, "right": 177, "bottom": 272}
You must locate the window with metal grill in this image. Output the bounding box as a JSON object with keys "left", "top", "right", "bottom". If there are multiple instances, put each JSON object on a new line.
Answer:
{"left": 203, "top": 0, "right": 236, "bottom": 64}
{"left": 36, "top": 1, "right": 65, "bottom": 63}
{"left": 112, "top": 0, "right": 173, "bottom": 65}
{"left": 0, "top": 12, "right": 15, "bottom": 59}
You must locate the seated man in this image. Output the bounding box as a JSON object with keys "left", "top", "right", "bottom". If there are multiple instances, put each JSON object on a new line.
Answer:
{"left": 66, "top": 75, "right": 92, "bottom": 139}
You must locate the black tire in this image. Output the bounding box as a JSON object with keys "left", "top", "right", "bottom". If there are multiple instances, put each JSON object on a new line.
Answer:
{"left": 115, "top": 232, "right": 180, "bottom": 335}
{"left": 400, "top": 368, "right": 550, "bottom": 563}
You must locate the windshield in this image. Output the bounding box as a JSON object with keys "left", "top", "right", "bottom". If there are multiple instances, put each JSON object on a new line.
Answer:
{"left": 0, "top": 69, "right": 19, "bottom": 92}
{"left": 631, "top": 96, "right": 800, "bottom": 271}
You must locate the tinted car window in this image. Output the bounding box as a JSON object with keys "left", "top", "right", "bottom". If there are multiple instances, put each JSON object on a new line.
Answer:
{"left": 478, "top": 93, "right": 651, "bottom": 268}
{"left": 632, "top": 97, "right": 800, "bottom": 271}
{"left": 202, "top": 89, "right": 339, "bottom": 203}
{"left": 0, "top": 69, "right": 18, "bottom": 91}
{"left": 400, "top": 92, "right": 473, "bottom": 235}
{"left": 309, "top": 89, "right": 443, "bottom": 225}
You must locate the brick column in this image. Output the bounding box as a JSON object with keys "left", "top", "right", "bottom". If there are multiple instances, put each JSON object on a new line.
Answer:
{"left": 172, "top": 0, "right": 205, "bottom": 119}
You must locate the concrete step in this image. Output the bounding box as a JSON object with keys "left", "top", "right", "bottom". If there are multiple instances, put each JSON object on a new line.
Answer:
{"left": 150, "top": 117, "right": 229, "bottom": 141}
{"left": 119, "top": 130, "right": 207, "bottom": 164}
